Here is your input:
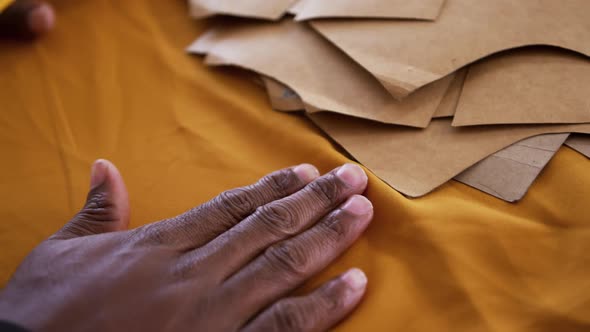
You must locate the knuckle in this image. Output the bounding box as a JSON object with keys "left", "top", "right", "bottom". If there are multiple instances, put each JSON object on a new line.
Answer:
{"left": 317, "top": 279, "right": 347, "bottom": 311}
{"left": 171, "top": 255, "right": 198, "bottom": 280}
{"left": 59, "top": 220, "right": 99, "bottom": 238}
{"left": 307, "top": 176, "right": 341, "bottom": 206}
{"left": 215, "top": 188, "right": 255, "bottom": 220}
{"left": 256, "top": 203, "right": 298, "bottom": 236}
{"left": 79, "top": 191, "right": 115, "bottom": 222}
{"left": 265, "top": 242, "right": 308, "bottom": 278}
{"left": 317, "top": 211, "right": 346, "bottom": 242}
{"left": 272, "top": 301, "right": 310, "bottom": 332}
{"left": 132, "top": 223, "right": 170, "bottom": 246}
{"left": 259, "top": 169, "right": 298, "bottom": 197}
{"left": 177, "top": 204, "right": 234, "bottom": 233}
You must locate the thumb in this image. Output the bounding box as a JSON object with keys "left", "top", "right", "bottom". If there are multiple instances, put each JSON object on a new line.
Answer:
{"left": 53, "top": 159, "right": 130, "bottom": 240}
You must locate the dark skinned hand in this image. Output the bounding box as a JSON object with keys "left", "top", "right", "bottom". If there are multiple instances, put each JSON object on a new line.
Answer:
{"left": 0, "top": 159, "right": 373, "bottom": 331}
{"left": 0, "top": 0, "right": 54, "bottom": 39}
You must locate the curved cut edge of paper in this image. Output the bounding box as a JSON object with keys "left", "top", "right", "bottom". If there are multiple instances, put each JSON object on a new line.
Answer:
{"left": 375, "top": 43, "right": 590, "bottom": 101}
{"left": 188, "top": 0, "right": 295, "bottom": 20}
{"left": 201, "top": 51, "right": 442, "bottom": 128}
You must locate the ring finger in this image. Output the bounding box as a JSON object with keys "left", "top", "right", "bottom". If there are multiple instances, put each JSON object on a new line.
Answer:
{"left": 220, "top": 194, "right": 373, "bottom": 326}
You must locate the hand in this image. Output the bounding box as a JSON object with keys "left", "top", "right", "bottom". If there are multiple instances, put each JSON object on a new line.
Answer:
{"left": 0, "top": 159, "right": 373, "bottom": 332}
{"left": 0, "top": 0, "right": 54, "bottom": 40}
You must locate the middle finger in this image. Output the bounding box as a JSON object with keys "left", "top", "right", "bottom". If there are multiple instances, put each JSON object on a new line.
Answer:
{"left": 189, "top": 163, "right": 368, "bottom": 280}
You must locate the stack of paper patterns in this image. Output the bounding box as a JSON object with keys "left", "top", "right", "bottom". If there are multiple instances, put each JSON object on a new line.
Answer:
{"left": 187, "top": 0, "right": 590, "bottom": 202}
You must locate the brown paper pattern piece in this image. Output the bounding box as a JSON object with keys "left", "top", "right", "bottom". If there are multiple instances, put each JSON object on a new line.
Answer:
{"left": 311, "top": 0, "right": 590, "bottom": 99}
{"left": 308, "top": 114, "right": 590, "bottom": 198}
{"left": 455, "top": 134, "right": 569, "bottom": 202}
{"left": 188, "top": 20, "right": 453, "bottom": 127}
{"left": 453, "top": 49, "right": 590, "bottom": 126}
{"left": 294, "top": 0, "right": 445, "bottom": 21}
{"left": 259, "top": 69, "right": 567, "bottom": 202}
{"left": 263, "top": 74, "right": 568, "bottom": 202}
{"left": 261, "top": 70, "right": 464, "bottom": 119}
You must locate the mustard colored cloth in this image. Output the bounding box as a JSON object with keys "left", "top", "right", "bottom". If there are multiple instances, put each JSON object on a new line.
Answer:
{"left": 0, "top": 0, "right": 13, "bottom": 13}
{"left": 1, "top": 1, "right": 589, "bottom": 331}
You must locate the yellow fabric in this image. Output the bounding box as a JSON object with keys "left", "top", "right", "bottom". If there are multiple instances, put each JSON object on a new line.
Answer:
{"left": 0, "top": 0, "right": 13, "bottom": 13}
{"left": 1, "top": 1, "right": 590, "bottom": 331}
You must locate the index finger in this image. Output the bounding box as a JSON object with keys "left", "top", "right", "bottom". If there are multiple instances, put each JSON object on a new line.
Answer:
{"left": 134, "top": 164, "right": 319, "bottom": 250}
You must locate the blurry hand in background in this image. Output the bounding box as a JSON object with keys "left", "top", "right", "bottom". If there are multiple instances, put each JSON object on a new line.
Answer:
{"left": 0, "top": 0, "right": 54, "bottom": 39}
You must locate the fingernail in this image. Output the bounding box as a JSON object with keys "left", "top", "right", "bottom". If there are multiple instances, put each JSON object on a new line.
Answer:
{"left": 90, "top": 159, "right": 108, "bottom": 188}
{"left": 27, "top": 3, "right": 55, "bottom": 35}
{"left": 336, "top": 164, "right": 367, "bottom": 188}
{"left": 341, "top": 195, "right": 373, "bottom": 216}
{"left": 293, "top": 164, "right": 320, "bottom": 183}
{"left": 342, "top": 268, "right": 367, "bottom": 291}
